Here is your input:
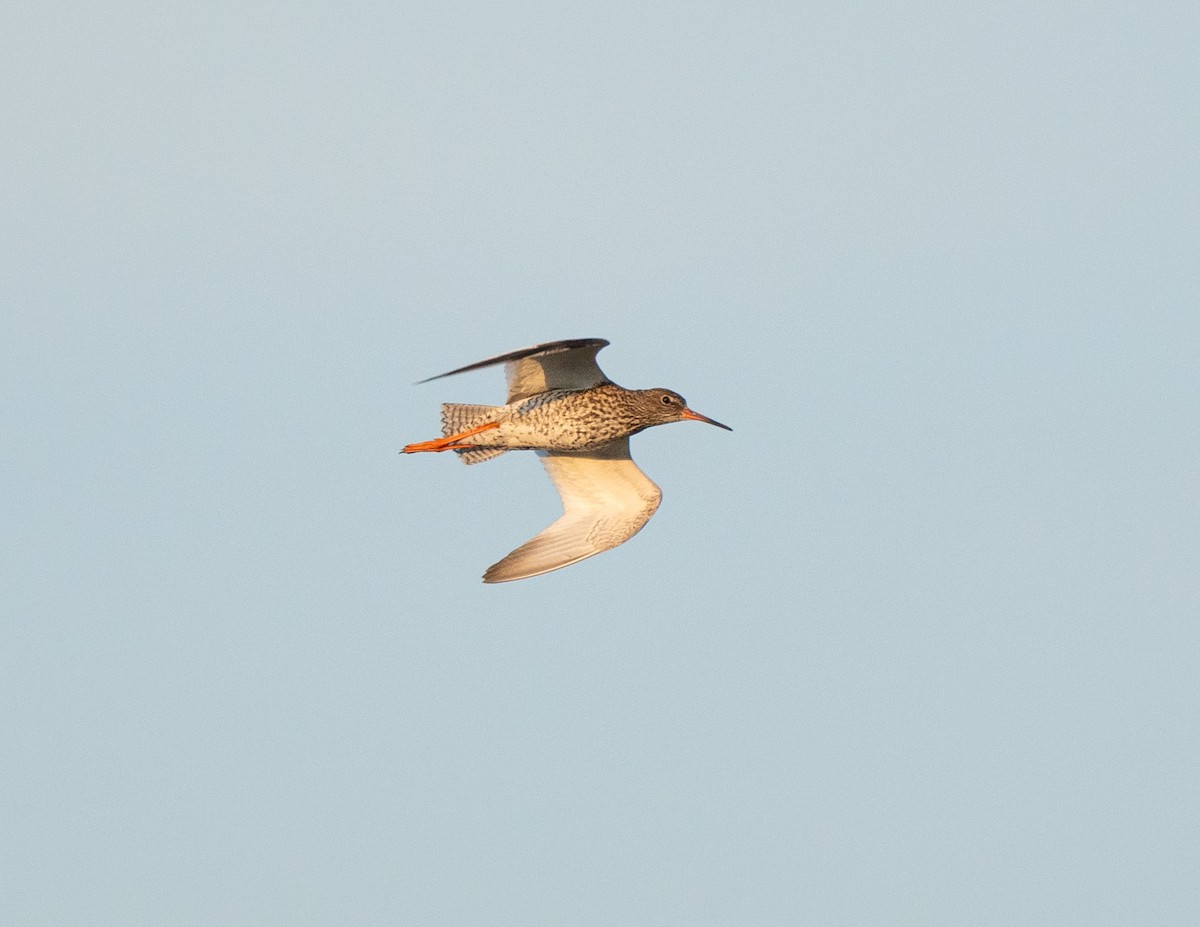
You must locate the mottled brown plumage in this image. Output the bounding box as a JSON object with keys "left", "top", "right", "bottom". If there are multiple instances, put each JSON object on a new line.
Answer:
{"left": 403, "top": 339, "right": 731, "bottom": 582}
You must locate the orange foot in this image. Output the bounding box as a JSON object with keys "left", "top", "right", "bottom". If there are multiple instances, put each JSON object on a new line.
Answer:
{"left": 402, "top": 421, "right": 500, "bottom": 454}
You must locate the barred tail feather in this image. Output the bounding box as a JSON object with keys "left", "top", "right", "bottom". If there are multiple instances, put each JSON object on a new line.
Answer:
{"left": 454, "top": 446, "right": 508, "bottom": 464}
{"left": 440, "top": 402, "right": 508, "bottom": 465}
{"left": 440, "top": 402, "right": 497, "bottom": 435}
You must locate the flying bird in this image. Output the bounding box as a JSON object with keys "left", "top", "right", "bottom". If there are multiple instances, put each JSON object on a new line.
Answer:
{"left": 402, "top": 338, "right": 731, "bottom": 583}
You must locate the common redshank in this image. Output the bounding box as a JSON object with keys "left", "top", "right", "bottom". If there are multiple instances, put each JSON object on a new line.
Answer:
{"left": 402, "top": 338, "right": 731, "bottom": 583}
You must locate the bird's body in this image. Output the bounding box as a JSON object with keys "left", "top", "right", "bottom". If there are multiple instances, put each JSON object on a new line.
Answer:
{"left": 437, "top": 383, "right": 700, "bottom": 454}
{"left": 402, "top": 339, "right": 730, "bottom": 583}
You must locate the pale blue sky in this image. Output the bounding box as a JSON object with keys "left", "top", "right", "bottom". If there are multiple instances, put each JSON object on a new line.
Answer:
{"left": 3, "top": 2, "right": 1198, "bottom": 924}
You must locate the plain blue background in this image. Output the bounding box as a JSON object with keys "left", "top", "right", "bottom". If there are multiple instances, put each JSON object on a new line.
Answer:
{"left": 3, "top": 2, "right": 1197, "bottom": 924}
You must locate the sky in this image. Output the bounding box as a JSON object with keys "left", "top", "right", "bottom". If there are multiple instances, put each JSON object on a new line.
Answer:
{"left": 2, "top": 1, "right": 1198, "bottom": 924}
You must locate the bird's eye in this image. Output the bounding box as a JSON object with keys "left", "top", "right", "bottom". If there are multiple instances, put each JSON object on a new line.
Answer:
{"left": 661, "top": 394, "right": 674, "bottom": 405}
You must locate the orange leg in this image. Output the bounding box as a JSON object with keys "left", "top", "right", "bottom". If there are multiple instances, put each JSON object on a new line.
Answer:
{"left": 402, "top": 421, "right": 500, "bottom": 454}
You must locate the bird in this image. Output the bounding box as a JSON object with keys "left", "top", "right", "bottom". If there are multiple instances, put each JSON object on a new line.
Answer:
{"left": 402, "top": 338, "right": 731, "bottom": 583}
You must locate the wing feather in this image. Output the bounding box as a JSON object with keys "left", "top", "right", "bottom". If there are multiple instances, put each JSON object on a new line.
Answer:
{"left": 482, "top": 438, "right": 662, "bottom": 583}
{"left": 417, "top": 338, "right": 611, "bottom": 402}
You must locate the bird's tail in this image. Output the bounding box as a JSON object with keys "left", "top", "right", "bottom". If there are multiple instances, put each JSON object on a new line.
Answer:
{"left": 440, "top": 403, "right": 508, "bottom": 465}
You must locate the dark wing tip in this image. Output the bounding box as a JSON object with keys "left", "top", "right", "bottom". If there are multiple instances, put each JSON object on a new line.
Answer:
{"left": 415, "top": 338, "right": 609, "bottom": 385}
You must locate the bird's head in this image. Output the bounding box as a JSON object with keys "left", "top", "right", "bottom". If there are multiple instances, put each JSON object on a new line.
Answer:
{"left": 637, "top": 389, "right": 732, "bottom": 432}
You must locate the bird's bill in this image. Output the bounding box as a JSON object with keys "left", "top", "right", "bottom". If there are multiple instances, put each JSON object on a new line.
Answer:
{"left": 681, "top": 408, "right": 733, "bottom": 431}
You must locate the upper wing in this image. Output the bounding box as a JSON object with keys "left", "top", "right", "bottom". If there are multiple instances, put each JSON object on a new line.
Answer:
{"left": 418, "top": 338, "right": 611, "bottom": 403}
{"left": 482, "top": 437, "right": 662, "bottom": 583}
